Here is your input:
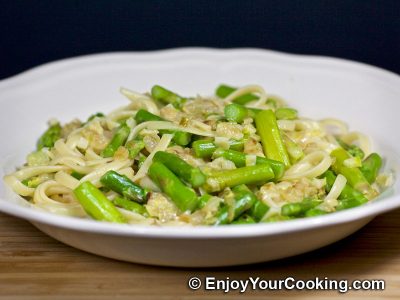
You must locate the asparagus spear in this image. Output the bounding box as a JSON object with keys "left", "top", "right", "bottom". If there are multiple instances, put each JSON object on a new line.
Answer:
{"left": 125, "top": 140, "right": 146, "bottom": 159}
{"left": 21, "top": 177, "right": 41, "bottom": 188}
{"left": 197, "top": 194, "right": 212, "bottom": 209}
{"left": 283, "top": 134, "right": 304, "bottom": 163}
{"left": 148, "top": 161, "right": 199, "bottom": 212}
{"left": 330, "top": 148, "right": 372, "bottom": 195}
{"left": 232, "top": 214, "right": 256, "bottom": 224}
{"left": 192, "top": 140, "right": 216, "bottom": 158}
{"left": 360, "top": 153, "right": 382, "bottom": 184}
{"left": 101, "top": 124, "right": 130, "bottom": 157}
{"left": 73, "top": 181, "right": 127, "bottom": 223}
{"left": 171, "top": 131, "right": 192, "bottom": 146}
{"left": 134, "top": 109, "right": 163, "bottom": 123}
{"left": 37, "top": 122, "right": 62, "bottom": 150}
{"left": 214, "top": 185, "right": 258, "bottom": 225}
{"left": 87, "top": 112, "right": 105, "bottom": 122}
{"left": 100, "top": 170, "right": 149, "bottom": 203}
{"left": 71, "top": 171, "right": 84, "bottom": 180}
{"left": 336, "top": 198, "right": 368, "bottom": 210}
{"left": 324, "top": 170, "right": 368, "bottom": 209}
{"left": 192, "top": 139, "right": 244, "bottom": 158}
{"left": 153, "top": 151, "right": 206, "bottom": 188}
{"left": 263, "top": 214, "right": 293, "bottom": 223}
{"left": 216, "top": 84, "right": 258, "bottom": 105}
{"left": 134, "top": 109, "right": 192, "bottom": 146}
{"left": 255, "top": 109, "right": 291, "bottom": 167}
{"left": 224, "top": 103, "right": 260, "bottom": 123}
{"left": 113, "top": 196, "right": 148, "bottom": 216}
{"left": 336, "top": 138, "right": 365, "bottom": 159}
{"left": 281, "top": 198, "right": 322, "bottom": 217}
{"left": 205, "top": 164, "right": 275, "bottom": 192}
{"left": 151, "top": 85, "right": 187, "bottom": 109}
{"left": 281, "top": 203, "right": 304, "bottom": 217}
{"left": 224, "top": 103, "right": 248, "bottom": 123}
{"left": 212, "top": 148, "right": 285, "bottom": 179}
{"left": 275, "top": 107, "right": 298, "bottom": 120}
{"left": 304, "top": 208, "right": 327, "bottom": 217}
{"left": 248, "top": 199, "right": 270, "bottom": 222}
{"left": 137, "top": 155, "right": 146, "bottom": 168}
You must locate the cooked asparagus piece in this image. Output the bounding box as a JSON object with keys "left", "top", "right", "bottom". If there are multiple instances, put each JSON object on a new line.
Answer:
{"left": 113, "top": 196, "right": 148, "bottom": 216}
{"left": 125, "top": 140, "right": 146, "bottom": 159}
{"left": 101, "top": 124, "right": 130, "bottom": 157}
{"left": 281, "top": 203, "right": 304, "bottom": 217}
{"left": 224, "top": 103, "right": 260, "bottom": 123}
{"left": 224, "top": 103, "right": 248, "bottom": 123}
{"left": 283, "top": 134, "right": 304, "bottom": 163}
{"left": 73, "top": 181, "right": 127, "bottom": 223}
{"left": 37, "top": 122, "right": 62, "bottom": 150}
{"left": 100, "top": 170, "right": 148, "bottom": 203}
{"left": 21, "top": 177, "right": 41, "bottom": 188}
{"left": 263, "top": 214, "right": 293, "bottom": 223}
{"left": 337, "top": 198, "right": 369, "bottom": 210}
{"left": 148, "top": 161, "right": 199, "bottom": 212}
{"left": 151, "top": 85, "right": 187, "bottom": 109}
{"left": 215, "top": 84, "right": 258, "bottom": 105}
{"left": 153, "top": 151, "right": 206, "bottom": 188}
{"left": 71, "top": 171, "right": 84, "bottom": 180}
{"left": 205, "top": 164, "right": 275, "bottom": 192}
{"left": 212, "top": 148, "right": 285, "bottom": 179}
{"left": 275, "top": 107, "right": 298, "bottom": 120}
{"left": 255, "top": 109, "right": 291, "bottom": 167}
{"left": 330, "top": 148, "right": 373, "bottom": 196}
{"left": 214, "top": 185, "right": 257, "bottom": 225}
{"left": 192, "top": 139, "right": 244, "bottom": 158}
{"left": 87, "top": 112, "right": 105, "bottom": 122}
{"left": 171, "top": 131, "right": 192, "bottom": 146}
{"left": 197, "top": 194, "right": 212, "bottom": 209}
{"left": 137, "top": 154, "right": 146, "bottom": 168}
{"left": 337, "top": 138, "right": 365, "bottom": 159}
{"left": 248, "top": 199, "right": 270, "bottom": 222}
{"left": 360, "top": 153, "right": 382, "bottom": 184}
{"left": 134, "top": 109, "right": 163, "bottom": 123}
{"left": 192, "top": 140, "right": 216, "bottom": 158}
{"left": 324, "top": 170, "right": 368, "bottom": 209}
{"left": 232, "top": 214, "right": 256, "bottom": 224}
{"left": 281, "top": 198, "right": 322, "bottom": 217}
{"left": 305, "top": 208, "right": 328, "bottom": 217}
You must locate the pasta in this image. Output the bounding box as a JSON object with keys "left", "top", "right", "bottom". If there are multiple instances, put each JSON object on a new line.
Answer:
{"left": 3, "top": 84, "right": 392, "bottom": 226}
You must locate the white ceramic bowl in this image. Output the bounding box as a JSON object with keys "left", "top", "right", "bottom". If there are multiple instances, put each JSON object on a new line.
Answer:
{"left": 0, "top": 48, "right": 399, "bottom": 267}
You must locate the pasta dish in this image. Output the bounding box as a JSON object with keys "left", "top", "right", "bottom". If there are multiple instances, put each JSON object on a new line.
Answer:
{"left": 3, "top": 84, "right": 392, "bottom": 226}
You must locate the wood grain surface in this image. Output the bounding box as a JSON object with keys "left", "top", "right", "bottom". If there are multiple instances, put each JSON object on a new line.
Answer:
{"left": 0, "top": 209, "right": 399, "bottom": 300}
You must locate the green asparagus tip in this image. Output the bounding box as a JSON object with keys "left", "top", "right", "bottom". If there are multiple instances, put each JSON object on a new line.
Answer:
{"left": 73, "top": 181, "right": 127, "bottom": 223}
{"left": 37, "top": 122, "right": 62, "bottom": 150}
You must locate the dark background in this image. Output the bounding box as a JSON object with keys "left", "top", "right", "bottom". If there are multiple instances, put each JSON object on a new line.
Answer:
{"left": 1, "top": 0, "right": 399, "bottom": 79}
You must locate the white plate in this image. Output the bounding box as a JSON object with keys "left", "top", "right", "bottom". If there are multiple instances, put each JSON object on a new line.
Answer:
{"left": 0, "top": 48, "right": 399, "bottom": 267}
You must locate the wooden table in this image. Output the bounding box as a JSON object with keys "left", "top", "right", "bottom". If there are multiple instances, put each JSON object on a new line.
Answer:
{"left": 0, "top": 209, "right": 399, "bottom": 300}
